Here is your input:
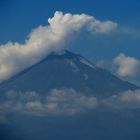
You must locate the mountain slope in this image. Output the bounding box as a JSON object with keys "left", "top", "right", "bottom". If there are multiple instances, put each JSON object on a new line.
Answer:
{"left": 0, "top": 51, "right": 138, "bottom": 98}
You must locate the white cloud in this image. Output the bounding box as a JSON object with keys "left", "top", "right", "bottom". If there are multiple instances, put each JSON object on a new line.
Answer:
{"left": 120, "top": 90, "right": 140, "bottom": 102}
{"left": 0, "top": 11, "right": 117, "bottom": 82}
{"left": 96, "top": 53, "right": 140, "bottom": 85}
{"left": 89, "top": 20, "right": 117, "bottom": 33}
{"left": 102, "top": 89, "right": 140, "bottom": 109}
{"left": 113, "top": 53, "right": 140, "bottom": 78}
{"left": 46, "top": 89, "right": 98, "bottom": 115}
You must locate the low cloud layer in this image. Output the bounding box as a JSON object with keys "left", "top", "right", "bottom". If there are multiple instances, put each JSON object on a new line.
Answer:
{"left": 102, "top": 89, "right": 140, "bottom": 109}
{"left": 0, "top": 89, "right": 97, "bottom": 119}
{"left": 1, "top": 88, "right": 140, "bottom": 123}
{"left": 0, "top": 11, "right": 117, "bottom": 82}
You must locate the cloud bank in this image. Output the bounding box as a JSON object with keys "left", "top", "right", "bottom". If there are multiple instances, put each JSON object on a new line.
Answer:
{"left": 102, "top": 89, "right": 140, "bottom": 109}
{"left": 0, "top": 89, "right": 97, "bottom": 118}
{"left": 0, "top": 11, "right": 117, "bottom": 82}
{"left": 1, "top": 88, "right": 140, "bottom": 123}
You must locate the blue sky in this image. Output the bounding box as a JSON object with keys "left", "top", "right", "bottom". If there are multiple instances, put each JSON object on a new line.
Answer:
{"left": 0, "top": 0, "right": 140, "bottom": 61}
{"left": 0, "top": 0, "right": 140, "bottom": 85}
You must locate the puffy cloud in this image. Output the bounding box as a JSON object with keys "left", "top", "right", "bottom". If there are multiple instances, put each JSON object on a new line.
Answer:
{"left": 96, "top": 53, "right": 140, "bottom": 85}
{"left": 113, "top": 53, "right": 140, "bottom": 78}
{"left": 89, "top": 20, "right": 117, "bottom": 33}
{"left": 0, "top": 11, "right": 117, "bottom": 82}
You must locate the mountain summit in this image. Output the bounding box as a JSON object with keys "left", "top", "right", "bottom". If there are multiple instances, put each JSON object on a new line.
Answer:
{"left": 0, "top": 51, "right": 138, "bottom": 98}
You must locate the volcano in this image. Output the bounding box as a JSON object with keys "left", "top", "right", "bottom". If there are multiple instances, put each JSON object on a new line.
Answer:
{"left": 0, "top": 51, "right": 138, "bottom": 98}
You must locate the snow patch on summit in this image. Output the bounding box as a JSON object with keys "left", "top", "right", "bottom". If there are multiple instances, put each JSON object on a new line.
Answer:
{"left": 79, "top": 57, "right": 95, "bottom": 69}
